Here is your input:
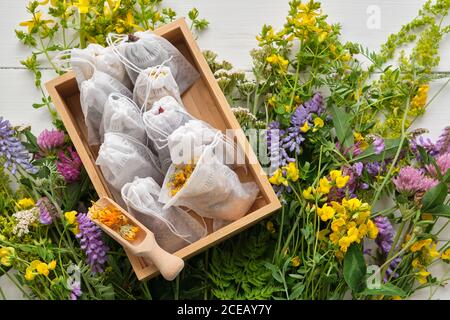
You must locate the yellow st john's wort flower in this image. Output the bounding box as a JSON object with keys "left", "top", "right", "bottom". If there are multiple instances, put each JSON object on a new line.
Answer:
{"left": 317, "top": 203, "right": 335, "bottom": 222}
{"left": 75, "top": 0, "right": 90, "bottom": 14}
{"left": 38, "top": 0, "right": 58, "bottom": 6}
{"left": 317, "top": 177, "right": 331, "bottom": 194}
{"left": 16, "top": 198, "right": 35, "bottom": 210}
{"left": 0, "top": 247, "right": 15, "bottom": 267}
{"left": 266, "top": 54, "right": 289, "bottom": 71}
{"left": 19, "top": 12, "right": 54, "bottom": 33}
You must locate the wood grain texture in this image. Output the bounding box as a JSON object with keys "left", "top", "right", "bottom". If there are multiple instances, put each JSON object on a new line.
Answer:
{"left": 1, "top": 0, "right": 449, "bottom": 299}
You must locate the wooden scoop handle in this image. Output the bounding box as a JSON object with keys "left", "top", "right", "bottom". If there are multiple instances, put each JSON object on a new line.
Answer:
{"left": 139, "top": 242, "right": 185, "bottom": 281}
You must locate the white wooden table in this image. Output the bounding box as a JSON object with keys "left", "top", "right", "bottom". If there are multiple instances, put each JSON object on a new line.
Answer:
{"left": 0, "top": 0, "right": 449, "bottom": 300}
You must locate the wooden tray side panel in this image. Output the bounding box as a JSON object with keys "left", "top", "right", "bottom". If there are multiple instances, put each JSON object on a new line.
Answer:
{"left": 45, "top": 18, "right": 281, "bottom": 281}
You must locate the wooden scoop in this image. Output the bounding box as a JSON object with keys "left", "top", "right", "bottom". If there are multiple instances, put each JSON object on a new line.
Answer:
{"left": 89, "top": 197, "right": 184, "bottom": 281}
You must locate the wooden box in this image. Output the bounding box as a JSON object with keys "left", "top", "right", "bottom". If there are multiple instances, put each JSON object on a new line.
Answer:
{"left": 45, "top": 18, "right": 281, "bottom": 281}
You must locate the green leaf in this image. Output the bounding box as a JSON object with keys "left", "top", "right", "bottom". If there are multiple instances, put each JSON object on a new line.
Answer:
{"left": 352, "top": 138, "right": 401, "bottom": 163}
{"left": 343, "top": 244, "right": 367, "bottom": 292}
{"left": 427, "top": 205, "right": 450, "bottom": 218}
{"left": 421, "top": 182, "right": 448, "bottom": 212}
{"left": 289, "top": 283, "right": 305, "bottom": 300}
{"left": 362, "top": 283, "right": 406, "bottom": 297}
{"left": 188, "top": 8, "right": 199, "bottom": 20}
{"left": 329, "top": 104, "right": 353, "bottom": 149}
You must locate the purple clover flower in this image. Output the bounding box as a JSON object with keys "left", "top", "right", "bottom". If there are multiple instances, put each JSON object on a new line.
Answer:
{"left": 436, "top": 126, "right": 450, "bottom": 155}
{"left": 426, "top": 152, "right": 450, "bottom": 179}
{"left": 393, "top": 166, "right": 438, "bottom": 195}
{"left": 57, "top": 147, "right": 82, "bottom": 183}
{"left": 76, "top": 213, "right": 108, "bottom": 274}
{"left": 37, "top": 129, "right": 65, "bottom": 153}
{"left": 0, "top": 117, "right": 37, "bottom": 174}
{"left": 372, "top": 136, "right": 385, "bottom": 155}
{"left": 37, "top": 197, "right": 54, "bottom": 225}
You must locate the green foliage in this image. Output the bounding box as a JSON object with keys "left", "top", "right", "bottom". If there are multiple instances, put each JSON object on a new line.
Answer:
{"left": 209, "top": 225, "right": 281, "bottom": 299}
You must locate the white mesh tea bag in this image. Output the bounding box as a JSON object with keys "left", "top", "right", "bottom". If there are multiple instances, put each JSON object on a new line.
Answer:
{"left": 159, "top": 143, "right": 259, "bottom": 221}
{"left": 142, "top": 96, "right": 193, "bottom": 173}
{"left": 96, "top": 132, "right": 164, "bottom": 192}
{"left": 133, "top": 66, "right": 182, "bottom": 111}
{"left": 57, "top": 44, "right": 132, "bottom": 89}
{"left": 167, "top": 119, "right": 235, "bottom": 166}
{"left": 134, "top": 31, "right": 200, "bottom": 93}
{"left": 100, "top": 93, "right": 147, "bottom": 144}
{"left": 80, "top": 70, "right": 133, "bottom": 145}
{"left": 121, "top": 177, "right": 207, "bottom": 253}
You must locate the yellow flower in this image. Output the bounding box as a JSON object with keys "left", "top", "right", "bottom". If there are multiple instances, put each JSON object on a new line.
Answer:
{"left": 338, "top": 236, "right": 351, "bottom": 253}
{"left": 411, "top": 84, "right": 429, "bottom": 113}
{"left": 331, "top": 201, "right": 346, "bottom": 215}
{"left": 25, "top": 267, "right": 35, "bottom": 281}
{"left": 342, "top": 198, "right": 362, "bottom": 211}
{"left": 19, "top": 12, "right": 54, "bottom": 33}
{"left": 421, "top": 213, "right": 433, "bottom": 221}
{"left": 411, "top": 258, "right": 422, "bottom": 269}
{"left": 347, "top": 226, "right": 360, "bottom": 243}
{"left": 291, "top": 256, "right": 301, "bottom": 267}
{"left": 266, "top": 54, "right": 289, "bottom": 71}
{"left": 285, "top": 162, "right": 299, "bottom": 182}
{"left": 317, "top": 204, "right": 335, "bottom": 222}
{"left": 329, "top": 232, "right": 340, "bottom": 245}
{"left": 269, "top": 168, "right": 288, "bottom": 186}
{"left": 266, "top": 221, "right": 275, "bottom": 234}
{"left": 16, "top": 198, "right": 35, "bottom": 210}
{"left": 331, "top": 218, "right": 346, "bottom": 232}
{"left": 318, "top": 31, "right": 328, "bottom": 42}
{"left": 47, "top": 260, "right": 57, "bottom": 270}
{"left": 317, "top": 229, "right": 330, "bottom": 241}
{"left": 392, "top": 296, "right": 402, "bottom": 300}
{"left": 367, "top": 219, "right": 379, "bottom": 239}
{"left": 329, "top": 170, "right": 342, "bottom": 181}
{"left": 0, "top": 247, "right": 15, "bottom": 267}
{"left": 427, "top": 243, "right": 441, "bottom": 259}
{"left": 335, "top": 175, "right": 350, "bottom": 189}
{"left": 300, "top": 122, "right": 310, "bottom": 133}
{"left": 268, "top": 96, "right": 276, "bottom": 106}
{"left": 302, "top": 187, "right": 314, "bottom": 200}
{"left": 313, "top": 117, "right": 324, "bottom": 129}
{"left": 416, "top": 269, "right": 430, "bottom": 284}
{"left": 358, "top": 223, "right": 368, "bottom": 237}
{"left": 36, "top": 262, "right": 49, "bottom": 276}
{"left": 65, "top": 211, "right": 79, "bottom": 234}
{"left": 39, "top": 0, "right": 58, "bottom": 6}
{"left": 410, "top": 239, "right": 432, "bottom": 253}
{"left": 317, "top": 177, "right": 331, "bottom": 194}
{"left": 442, "top": 248, "right": 450, "bottom": 261}
{"left": 75, "top": 0, "right": 90, "bottom": 14}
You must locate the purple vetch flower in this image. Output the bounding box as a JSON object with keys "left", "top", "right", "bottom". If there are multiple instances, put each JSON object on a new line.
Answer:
{"left": 0, "top": 117, "right": 37, "bottom": 174}
{"left": 37, "top": 129, "right": 65, "bottom": 153}
{"left": 76, "top": 213, "right": 108, "bottom": 274}
{"left": 393, "top": 166, "right": 438, "bottom": 195}
{"left": 374, "top": 216, "right": 402, "bottom": 282}
{"left": 69, "top": 282, "right": 82, "bottom": 300}
{"left": 372, "top": 136, "right": 385, "bottom": 155}
{"left": 426, "top": 152, "right": 450, "bottom": 179}
{"left": 366, "top": 161, "right": 382, "bottom": 176}
{"left": 266, "top": 121, "right": 294, "bottom": 167}
{"left": 436, "top": 126, "right": 450, "bottom": 155}
{"left": 282, "top": 93, "right": 325, "bottom": 157}
{"left": 353, "top": 162, "right": 364, "bottom": 177}
{"left": 37, "top": 197, "right": 53, "bottom": 225}
{"left": 57, "top": 147, "right": 82, "bottom": 183}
